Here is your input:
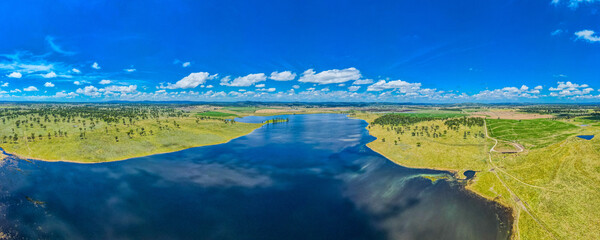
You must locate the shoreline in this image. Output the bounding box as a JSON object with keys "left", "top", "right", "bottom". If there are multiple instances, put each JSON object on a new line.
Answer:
{"left": 1, "top": 122, "right": 267, "bottom": 164}
{"left": 353, "top": 115, "right": 516, "bottom": 238}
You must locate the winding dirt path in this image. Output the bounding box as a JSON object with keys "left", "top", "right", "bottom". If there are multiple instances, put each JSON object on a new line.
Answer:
{"left": 483, "top": 120, "right": 556, "bottom": 240}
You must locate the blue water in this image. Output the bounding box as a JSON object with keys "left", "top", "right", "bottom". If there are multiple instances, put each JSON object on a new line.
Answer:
{"left": 0, "top": 114, "right": 511, "bottom": 239}
{"left": 577, "top": 135, "right": 594, "bottom": 140}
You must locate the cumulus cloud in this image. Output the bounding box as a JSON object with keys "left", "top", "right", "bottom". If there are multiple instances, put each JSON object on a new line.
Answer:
{"left": 54, "top": 91, "right": 78, "bottom": 98}
{"left": 161, "top": 72, "right": 217, "bottom": 89}
{"left": 298, "top": 67, "right": 361, "bottom": 84}
{"left": 103, "top": 85, "right": 137, "bottom": 94}
{"left": 292, "top": 85, "right": 300, "bottom": 89}
{"left": 7, "top": 72, "right": 21, "bottom": 78}
{"left": 269, "top": 71, "right": 296, "bottom": 81}
{"left": 348, "top": 86, "right": 361, "bottom": 91}
{"left": 99, "top": 79, "right": 112, "bottom": 85}
{"left": 221, "top": 73, "right": 267, "bottom": 87}
{"left": 73, "top": 80, "right": 90, "bottom": 85}
{"left": 41, "top": 71, "right": 57, "bottom": 78}
{"left": 124, "top": 68, "right": 136, "bottom": 73}
{"left": 182, "top": 62, "right": 191, "bottom": 67}
{"left": 367, "top": 79, "right": 422, "bottom": 92}
{"left": 353, "top": 79, "right": 373, "bottom": 85}
{"left": 1, "top": 82, "right": 8, "bottom": 87}
{"left": 257, "top": 88, "right": 276, "bottom": 92}
{"left": 44, "top": 82, "right": 55, "bottom": 87}
{"left": 76, "top": 85, "right": 100, "bottom": 97}
{"left": 23, "top": 86, "right": 39, "bottom": 92}
{"left": 575, "top": 30, "right": 600, "bottom": 42}
{"left": 473, "top": 85, "right": 543, "bottom": 99}
{"left": 549, "top": 81, "right": 594, "bottom": 97}
{"left": 71, "top": 68, "right": 81, "bottom": 73}
{"left": 255, "top": 84, "right": 266, "bottom": 88}
{"left": 91, "top": 62, "right": 101, "bottom": 69}
{"left": 552, "top": 0, "right": 600, "bottom": 8}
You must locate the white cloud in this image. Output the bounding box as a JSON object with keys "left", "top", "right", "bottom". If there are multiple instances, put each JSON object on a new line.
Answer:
{"left": 103, "top": 85, "right": 137, "bottom": 94}
{"left": 367, "top": 79, "right": 422, "bottom": 91}
{"left": 292, "top": 85, "right": 300, "bottom": 89}
{"left": 257, "top": 88, "right": 276, "bottom": 92}
{"left": 206, "top": 85, "right": 213, "bottom": 88}
{"left": 7, "top": 72, "right": 21, "bottom": 78}
{"left": 23, "top": 86, "right": 39, "bottom": 92}
{"left": 551, "top": 29, "right": 564, "bottom": 36}
{"left": 44, "top": 82, "right": 55, "bottom": 87}
{"left": 10, "top": 89, "right": 21, "bottom": 93}
{"left": 255, "top": 84, "right": 266, "bottom": 88}
{"left": 298, "top": 68, "right": 361, "bottom": 84}
{"left": 99, "top": 79, "right": 112, "bottom": 85}
{"left": 221, "top": 73, "right": 267, "bottom": 87}
{"left": 473, "top": 85, "right": 544, "bottom": 99}
{"left": 73, "top": 80, "right": 90, "bottom": 85}
{"left": 353, "top": 79, "right": 373, "bottom": 85}
{"left": 534, "top": 85, "right": 543, "bottom": 90}
{"left": 182, "top": 62, "right": 191, "bottom": 67}
{"left": 575, "top": 30, "right": 600, "bottom": 42}
{"left": 91, "top": 62, "right": 101, "bottom": 69}
{"left": 348, "top": 86, "right": 361, "bottom": 91}
{"left": 161, "top": 72, "right": 217, "bottom": 89}
{"left": 45, "top": 36, "right": 76, "bottom": 55}
{"left": 71, "top": 68, "right": 81, "bottom": 73}
{"left": 1, "top": 82, "right": 8, "bottom": 87}
{"left": 54, "top": 91, "right": 78, "bottom": 98}
{"left": 124, "top": 68, "right": 136, "bottom": 73}
{"left": 269, "top": 71, "right": 296, "bottom": 81}
{"left": 76, "top": 85, "right": 100, "bottom": 97}
{"left": 41, "top": 71, "right": 57, "bottom": 78}
{"left": 549, "top": 81, "right": 594, "bottom": 97}
{"left": 552, "top": 0, "right": 600, "bottom": 8}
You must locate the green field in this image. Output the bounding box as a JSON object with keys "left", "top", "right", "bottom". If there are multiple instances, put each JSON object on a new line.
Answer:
{"left": 393, "top": 112, "right": 467, "bottom": 118}
{"left": 197, "top": 111, "right": 239, "bottom": 118}
{"left": 355, "top": 112, "right": 490, "bottom": 173}
{"left": 0, "top": 106, "right": 260, "bottom": 162}
{"left": 487, "top": 119, "right": 579, "bottom": 148}
{"left": 357, "top": 110, "right": 600, "bottom": 239}
{"left": 221, "top": 106, "right": 263, "bottom": 113}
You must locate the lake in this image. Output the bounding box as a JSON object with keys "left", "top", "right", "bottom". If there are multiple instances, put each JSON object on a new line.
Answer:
{"left": 0, "top": 114, "right": 511, "bottom": 239}
{"left": 577, "top": 135, "right": 594, "bottom": 140}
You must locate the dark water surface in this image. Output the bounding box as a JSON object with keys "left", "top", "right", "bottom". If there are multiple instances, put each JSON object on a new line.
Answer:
{"left": 577, "top": 135, "right": 594, "bottom": 140}
{"left": 0, "top": 114, "right": 511, "bottom": 239}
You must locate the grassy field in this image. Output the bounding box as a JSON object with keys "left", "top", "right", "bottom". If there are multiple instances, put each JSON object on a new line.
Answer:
{"left": 355, "top": 111, "right": 600, "bottom": 240}
{"left": 1, "top": 109, "right": 261, "bottom": 163}
{"left": 400, "top": 111, "right": 467, "bottom": 118}
{"left": 487, "top": 119, "right": 579, "bottom": 148}
{"left": 197, "top": 111, "right": 239, "bottom": 118}
{"left": 221, "top": 106, "right": 267, "bottom": 113}
{"left": 354, "top": 113, "right": 490, "bottom": 173}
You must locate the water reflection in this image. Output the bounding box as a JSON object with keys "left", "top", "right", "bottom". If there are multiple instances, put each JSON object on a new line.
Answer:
{"left": 0, "top": 114, "right": 510, "bottom": 239}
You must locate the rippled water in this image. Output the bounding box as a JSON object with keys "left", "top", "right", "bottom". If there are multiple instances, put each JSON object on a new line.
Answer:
{"left": 0, "top": 114, "right": 511, "bottom": 239}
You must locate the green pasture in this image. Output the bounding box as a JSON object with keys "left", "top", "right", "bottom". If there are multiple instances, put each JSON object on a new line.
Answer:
{"left": 486, "top": 118, "right": 579, "bottom": 148}
{"left": 197, "top": 111, "right": 239, "bottom": 118}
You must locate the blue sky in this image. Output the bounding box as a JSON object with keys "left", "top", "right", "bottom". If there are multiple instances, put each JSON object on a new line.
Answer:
{"left": 1, "top": 0, "right": 600, "bottom": 102}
